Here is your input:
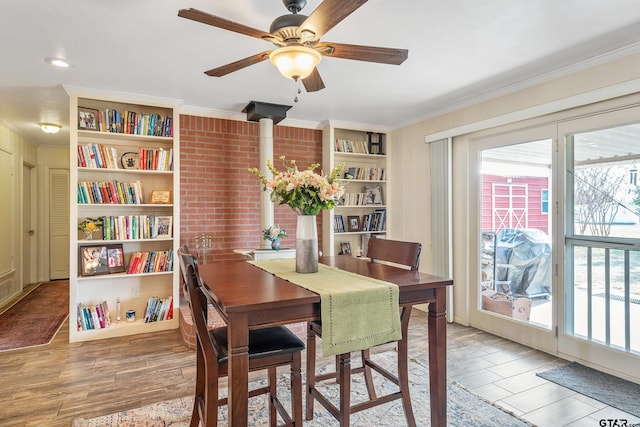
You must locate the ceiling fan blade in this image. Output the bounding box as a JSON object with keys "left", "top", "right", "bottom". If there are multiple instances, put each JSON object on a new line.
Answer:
{"left": 299, "top": 0, "right": 367, "bottom": 40}
{"left": 178, "top": 8, "right": 272, "bottom": 40}
{"left": 302, "top": 68, "right": 325, "bottom": 92}
{"left": 204, "top": 51, "right": 272, "bottom": 77}
{"left": 316, "top": 42, "right": 408, "bottom": 65}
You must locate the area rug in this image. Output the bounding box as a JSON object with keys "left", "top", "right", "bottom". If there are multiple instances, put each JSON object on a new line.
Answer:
{"left": 537, "top": 362, "right": 640, "bottom": 417}
{"left": 73, "top": 351, "right": 534, "bottom": 426}
{"left": 0, "top": 280, "right": 69, "bottom": 351}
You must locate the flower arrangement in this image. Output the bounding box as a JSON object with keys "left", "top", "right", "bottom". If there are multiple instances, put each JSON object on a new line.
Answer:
{"left": 262, "top": 225, "right": 287, "bottom": 242}
{"left": 249, "top": 156, "right": 346, "bottom": 215}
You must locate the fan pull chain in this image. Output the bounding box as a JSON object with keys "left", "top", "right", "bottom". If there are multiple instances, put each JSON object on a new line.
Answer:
{"left": 293, "top": 77, "right": 302, "bottom": 103}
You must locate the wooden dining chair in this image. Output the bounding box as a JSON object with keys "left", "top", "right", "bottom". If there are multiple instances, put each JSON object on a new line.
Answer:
{"left": 178, "top": 247, "right": 304, "bottom": 427}
{"left": 306, "top": 236, "right": 422, "bottom": 427}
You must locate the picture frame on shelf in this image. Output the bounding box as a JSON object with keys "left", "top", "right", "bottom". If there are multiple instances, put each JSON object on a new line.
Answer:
{"left": 80, "top": 245, "right": 109, "bottom": 276}
{"left": 78, "top": 107, "right": 99, "bottom": 131}
{"left": 106, "top": 244, "right": 125, "bottom": 273}
{"left": 154, "top": 216, "right": 173, "bottom": 238}
{"left": 364, "top": 184, "right": 383, "bottom": 205}
{"left": 347, "top": 216, "right": 361, "bottom": 232}
{"left": 120, "top": 151, "right": 140, "bottom": 169}
{"left": 151, "top": 190, "right": 171, "bottom": 204}
{"left": 339, "top": 241, "right": 352, "bottom": 256}
{"left": 345, "top": 167, "right": 358, "bottom": 180}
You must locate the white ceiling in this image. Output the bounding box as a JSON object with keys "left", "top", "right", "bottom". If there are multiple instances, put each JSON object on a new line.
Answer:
{"left": 1, "top": 0, "right": 640, "bottom": 147}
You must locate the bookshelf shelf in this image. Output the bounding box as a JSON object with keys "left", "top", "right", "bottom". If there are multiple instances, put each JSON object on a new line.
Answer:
{"left": 69, "top": 90, "right": 180, "bottom": 343}
{"left": 77, "top": 270, "right": 173, "bottom": 282}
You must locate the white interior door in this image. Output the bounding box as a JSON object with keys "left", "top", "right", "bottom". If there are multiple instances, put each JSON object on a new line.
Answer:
{"left": 22, "top": 164, "right": 34, "bottom": 286}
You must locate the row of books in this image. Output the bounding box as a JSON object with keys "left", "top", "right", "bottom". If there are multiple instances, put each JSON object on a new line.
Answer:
{"left": 127, "top": 250, "right": 174, "bottom": 274}
{"left": 334, "top": 210, "right": 387, "bottom": 233}
{"left": 77, "top": 144, "right": 173, "bottom": 171}
{"left": 76, "top": 301, "right": 112, "bottom": 331}
{"left": 79, "top": 215, "right": 172, "bottom": 241}
{"left": 336, "top": 192, "right": 373, "bottom": 206}
{"left": 344, "top": 166, "right": 386, "bottom": 181}
{"left": 335, "top": 139, "right": 370, "bottom": 154}
{"left": 94, "top": 108, "right": 173, "bottom": 137}
{"left": 77, "top": 180, "right": 144, "bottom": 204}
{"left": 362, "top": 209, "right": 387, "bottom": 232}
{"left": 143, "top": 296, "right": 174, "bottom": 323}
{"left": 139, "top": 147, "right": 173, "bottom": 171}
{"left": 78, "top": 143, "right": 119, "bottom": 169}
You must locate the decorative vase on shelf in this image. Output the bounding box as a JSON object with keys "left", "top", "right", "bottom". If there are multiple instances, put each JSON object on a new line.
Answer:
{"left": 271, "top": 238, "right": 281, "bottom": 251}
{"left": 296, "top": 215, "right": 318, "bottom": 273}
{"left": 84, "top": 231, "right": 93, "bottom": 240}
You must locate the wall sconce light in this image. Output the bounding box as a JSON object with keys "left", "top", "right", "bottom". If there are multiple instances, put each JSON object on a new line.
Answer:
{"left": 39, "top": 123, "right": 62, "bottom": 134}
{"left": 269, "top": 45, "right": 321, "bottom": 80}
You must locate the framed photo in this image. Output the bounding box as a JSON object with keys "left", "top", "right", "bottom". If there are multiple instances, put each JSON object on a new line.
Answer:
{"left": 106, "top": 244, "right": 125, "bottom": 273}
{"left": 78, "top": 107, "right": 99, "bottom": 131}
{"left": 151, "top": 190, "right": 171, "bottom": 204}
{"left": 339, "top": 241, "right": 352, "bottom": 256}
{"left": 364, "top": 184, "right": 383, "bottom": 205}
{"left": 80, "top": 245, "right": 109, "bottom": 276}
{"left": 347, "top": 215, "right": 361, "bottom": 232}
{"left": 154, "top": 216, "right": 173, "bottom": 238}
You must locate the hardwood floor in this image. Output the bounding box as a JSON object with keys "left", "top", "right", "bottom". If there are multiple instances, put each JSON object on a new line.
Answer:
{"left": 1, "top": 310, "right": 637, "bottom": 426}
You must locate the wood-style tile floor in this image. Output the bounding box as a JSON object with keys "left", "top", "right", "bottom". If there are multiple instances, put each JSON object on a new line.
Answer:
{"left": 1, "top": 309, "right": 637, "bottom": 426}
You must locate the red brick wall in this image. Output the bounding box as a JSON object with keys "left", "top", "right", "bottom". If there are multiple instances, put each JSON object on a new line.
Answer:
{"left": 179, "top": 114, "right": 323, "bottom": 261}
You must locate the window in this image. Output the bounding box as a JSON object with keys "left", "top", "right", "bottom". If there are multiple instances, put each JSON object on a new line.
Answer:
{"left": 541, "top": 189, "right": 549, "bottom": 214}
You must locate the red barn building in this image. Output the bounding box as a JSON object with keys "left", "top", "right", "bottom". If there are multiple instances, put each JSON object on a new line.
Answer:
{"left": 482, "top": 175, "right": 550, "bottom": 235}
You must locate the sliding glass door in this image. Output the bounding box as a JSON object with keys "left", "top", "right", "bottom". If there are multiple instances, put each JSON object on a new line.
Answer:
{"left": 468, "top": 125, "right": 557, "bottom": 353}
{"left": 458, "top": 99, "right": 640, "bottom": 381}
{"left": 559, "top": 108, "right": 640, "bottom": 380}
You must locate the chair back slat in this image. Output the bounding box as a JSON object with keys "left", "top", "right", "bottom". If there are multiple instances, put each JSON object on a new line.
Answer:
{"left": 178, "top": 249, "right": 220, "bottom": 361}
{"left": 177, "top": 245, "right": 191, "bottom": 287}
{"left": 367, "top": 237, "right": 422, "bottom": 271}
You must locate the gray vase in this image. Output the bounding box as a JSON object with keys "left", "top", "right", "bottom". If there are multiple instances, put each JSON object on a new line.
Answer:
{"left": 296, "top": 215, "right": 318, "bottom": 273}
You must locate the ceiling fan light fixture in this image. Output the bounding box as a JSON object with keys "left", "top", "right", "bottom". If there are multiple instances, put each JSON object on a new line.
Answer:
{"left": 39, "top": 123, "right": 62, "bottom": 134}
{"left": 269, "top": 46, "right": 321, "bottom": 80}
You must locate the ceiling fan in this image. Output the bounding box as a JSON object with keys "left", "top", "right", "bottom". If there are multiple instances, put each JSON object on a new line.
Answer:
{"left": 178, "top": 0, "right": 408, "bottom": 93}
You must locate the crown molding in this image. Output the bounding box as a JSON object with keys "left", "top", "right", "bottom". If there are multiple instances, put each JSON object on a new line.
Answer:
{"left": 63, "top": 85, "right": 184, "bottom": 108}
{"left": 397, "top": 41, "right": 640, "bottom": 131}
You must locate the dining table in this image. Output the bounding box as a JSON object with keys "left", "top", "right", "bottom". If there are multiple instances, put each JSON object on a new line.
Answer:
{"left": 196, "top": 255, "right": 453, "bottom": 427}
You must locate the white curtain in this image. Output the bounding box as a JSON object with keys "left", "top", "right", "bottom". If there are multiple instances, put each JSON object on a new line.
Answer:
{"left": 429, "top": 138, "right": 453, "bottom": 321}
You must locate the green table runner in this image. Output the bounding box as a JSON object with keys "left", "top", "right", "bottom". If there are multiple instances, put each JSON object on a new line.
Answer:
{"left": 249, "top": 259, "right": 401, "bottom": 357}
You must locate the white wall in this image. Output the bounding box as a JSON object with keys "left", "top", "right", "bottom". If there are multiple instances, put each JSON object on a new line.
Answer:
{"left": 388, "top": 125, "right": 432, "bottom": 272}
{"left": 0, "top": 122, "right": 37, "bottom": 305}
{"left": 390, "top": 51, "right": 640, "bottom": 324}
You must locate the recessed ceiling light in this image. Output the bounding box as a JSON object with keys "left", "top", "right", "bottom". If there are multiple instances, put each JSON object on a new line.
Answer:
{"left": 44, "top": 57, "right": 70, "bottom": 68}
{"left": 39, "top": 123, "right": 62, "bottom": 134}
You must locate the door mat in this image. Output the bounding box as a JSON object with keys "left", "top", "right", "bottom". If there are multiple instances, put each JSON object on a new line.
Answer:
{"left": 537, "top": 362, "right": 640, "bottom": 417}
{"left": 0, "top": 280, "right": 69, "bottom": 351}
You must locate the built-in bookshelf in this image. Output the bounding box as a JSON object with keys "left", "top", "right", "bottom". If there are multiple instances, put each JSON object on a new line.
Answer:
{"left": 322, "top": 125, "right": 389, "bottom": 257}
{"left": 68, "top": 90, "right": 180, "bottom": 343}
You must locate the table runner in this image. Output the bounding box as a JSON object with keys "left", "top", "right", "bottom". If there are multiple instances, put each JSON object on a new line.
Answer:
{"left": 249, "top": 259, "right": 401, "bottom": 357}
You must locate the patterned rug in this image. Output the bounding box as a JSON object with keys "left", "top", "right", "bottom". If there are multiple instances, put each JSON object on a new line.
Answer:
{"left": 537, "top": 362, "right": 640, "bottom": 417}
{"left": 0, "top": 280, "right": 69, "bottom": 351}
{"left": 73, "top": 352, "right": 534, "bottom": 426}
